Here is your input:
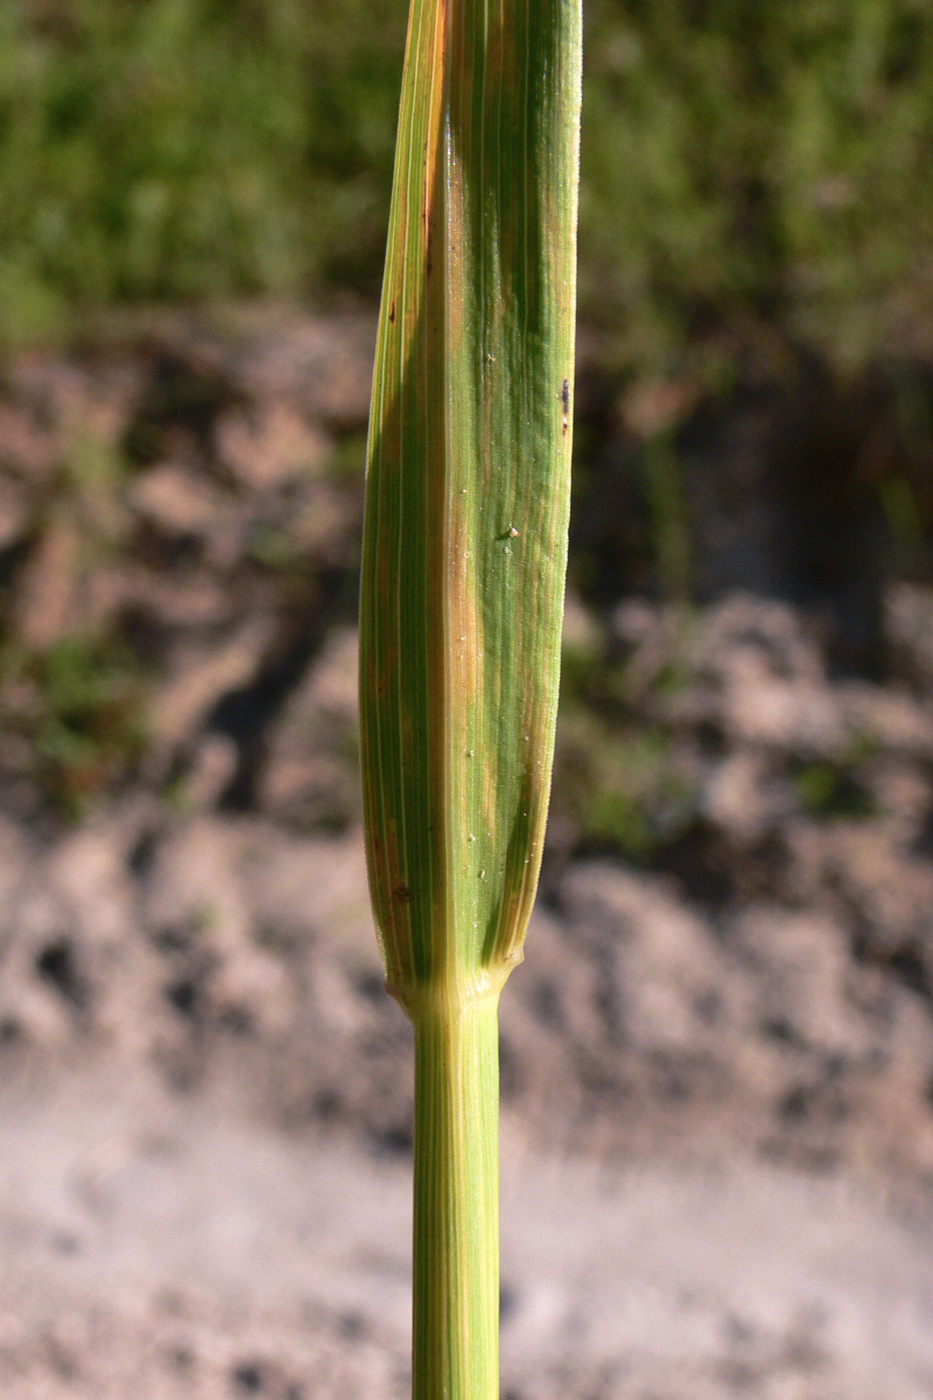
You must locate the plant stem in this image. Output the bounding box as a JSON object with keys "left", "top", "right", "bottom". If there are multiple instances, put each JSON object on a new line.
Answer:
{"left": 412, "top": 989, "right": 500, "bottom": 1400}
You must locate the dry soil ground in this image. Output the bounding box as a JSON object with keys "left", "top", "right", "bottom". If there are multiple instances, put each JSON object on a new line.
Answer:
{"left": 1, "top": 1071, "right": 933, "bottom": 1400}
{"left": 3, "top": 316, "right": 933, "bottom": 1397}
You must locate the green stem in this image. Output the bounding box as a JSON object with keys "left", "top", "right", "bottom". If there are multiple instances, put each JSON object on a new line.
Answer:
{"left": 412, "top": 991, "right": 500, "bottom": 1400}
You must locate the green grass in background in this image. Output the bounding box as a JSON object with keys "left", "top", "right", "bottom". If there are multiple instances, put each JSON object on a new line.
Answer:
{"left": 582, "top": 0, "right": 933, "bottom": 376}
{"left": 0, "top": 0, "right": 404, "bottom": 338}
{"left": 1, "top": 0, "right": 932, "bottom": 371}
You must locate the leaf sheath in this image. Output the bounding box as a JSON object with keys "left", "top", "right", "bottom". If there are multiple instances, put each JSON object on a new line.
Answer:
{"left": 359, "top": 0, "right": 582, "bottom": 1008}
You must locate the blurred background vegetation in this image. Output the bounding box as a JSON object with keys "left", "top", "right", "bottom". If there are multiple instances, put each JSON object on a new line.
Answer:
{"left": 2, "top": 0, "right": 931, "bottom": 374}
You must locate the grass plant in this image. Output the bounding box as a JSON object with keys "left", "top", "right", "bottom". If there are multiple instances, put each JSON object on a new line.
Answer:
{"left": 357, "top": 0, "right": 582, "bottom": 1394}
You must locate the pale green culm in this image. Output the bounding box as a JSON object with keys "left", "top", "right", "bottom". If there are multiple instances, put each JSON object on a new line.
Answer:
{"left": 358, "top": 0, "right": 582, "bottom": 1396}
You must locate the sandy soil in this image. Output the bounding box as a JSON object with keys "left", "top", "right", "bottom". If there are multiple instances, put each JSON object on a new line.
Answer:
{"left": 1, "top": 805, "right": 933, "bottom": 1398}
{"left": 1, "top": 1076, "right": 932, "bottom": 1400}
{"left": 3, "top": 319, "right": 933, "bottom": 1397}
